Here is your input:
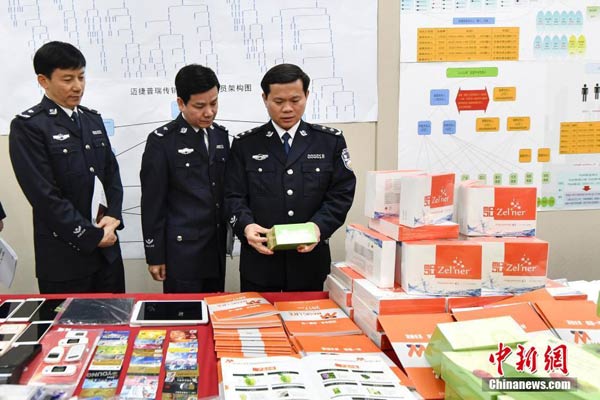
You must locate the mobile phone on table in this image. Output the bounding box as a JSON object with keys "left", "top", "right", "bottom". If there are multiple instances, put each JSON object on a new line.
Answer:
{"left": 7, "top": 299, "right": 45, "bottom": 322}
{"left": 0, "top": 300, "right": 24, "bottom": 323}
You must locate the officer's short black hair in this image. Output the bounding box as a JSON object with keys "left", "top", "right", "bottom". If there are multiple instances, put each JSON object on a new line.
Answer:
{"left": 175, "top": 64, "right": 220, "bottom": 104}
{"left": 261, "top": 64, "right": 310, "bottom": 96}
{"left": 33, "top": 41, "right": 86, "bottom": 78}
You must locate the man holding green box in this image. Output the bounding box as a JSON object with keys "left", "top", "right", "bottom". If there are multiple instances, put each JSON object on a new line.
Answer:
{"left": 225, "top": 64, "right": 356, "bottom": 291}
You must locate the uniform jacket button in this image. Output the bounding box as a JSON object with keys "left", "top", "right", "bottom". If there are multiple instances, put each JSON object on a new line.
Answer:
{"left": 176, "top": 235, "right": 183, "bottom": 242}
{"left": 85, "top": 144, "right": 91, "bottom": 150}
{"left": 287, "top": 169, "right": 293, "bottom": 175}
{"left": 315, "top": 167, "right": 320, "bottom": 172}
{"left": 287, "top": 189, "right": 293, "bottom": 196}
{"left": 288, "top": 210, "right": 294, "bottom": 217}
{"left": 89, "top": 166, "right": 95, "bottom": 173}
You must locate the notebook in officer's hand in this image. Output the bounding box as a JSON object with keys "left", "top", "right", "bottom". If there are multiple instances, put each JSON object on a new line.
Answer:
{"left": 91, "top": 176, "right": 108, "bottom": 226}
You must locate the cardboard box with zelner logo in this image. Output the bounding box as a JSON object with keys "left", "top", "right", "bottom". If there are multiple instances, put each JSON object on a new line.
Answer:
{"left": 399, "top": 173, "right": 455, "bottom": 227}
{"left": 465, "top": 237, "right": 549, "bottom": 294}
{"left": 458, "top": 181, "right": 537, "bottom": 237}
{"left": 400, "top": 240, "right": 483, "bottom": 297}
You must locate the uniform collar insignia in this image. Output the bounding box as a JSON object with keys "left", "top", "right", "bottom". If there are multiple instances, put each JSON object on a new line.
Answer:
{"left": 48, "top": 108, "right": 58, "bottom": 115}
{"left": 300, "top": 130, "right": 307, "bottom": 136}
{"left": 180, "top": 127, "right": 188, "bottom": 134}
{"left": 266, "top": 131, "right": 274, "bottom": 137}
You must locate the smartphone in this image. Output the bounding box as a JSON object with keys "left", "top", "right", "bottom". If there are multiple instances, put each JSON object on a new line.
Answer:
{"left": 14, "top": 322, "right": 53, "bottom": 345}
{"left": 0, "top": 324, "right": 27, "bottom": 355}
{"left": 0, "top": 300, "right": 24, "bottom": 322}
{"left": 29, "top": 298, "right": 66, "bottom": 323}
{"left": 7, "top": 299, "right": 45, "bottom": 322}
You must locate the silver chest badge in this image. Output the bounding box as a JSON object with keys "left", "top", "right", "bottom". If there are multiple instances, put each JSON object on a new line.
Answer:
{"left": 178, "top": 148, "right": 194, "bottom": 155}
{"left": 252, "top": 154, "right": 269, "bottom": 161}
{"left": 52, "top": 133, "right": 70, "bottom": 141}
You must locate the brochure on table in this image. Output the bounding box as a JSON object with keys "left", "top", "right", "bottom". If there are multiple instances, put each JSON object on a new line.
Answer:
{"left": 221, "top": 354, "right": 413, "bottom": 400}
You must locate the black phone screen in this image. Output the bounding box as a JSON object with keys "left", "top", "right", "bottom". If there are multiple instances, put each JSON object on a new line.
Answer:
{"left": 15, "top": 323, "right": 52, "bottom": 343}
{"left": 137, "top": 301, "right": 204, "bottom": 321}
{"left": 0, "top": 302, "right": 23, "bottom": 319}
{"left": 9, "top": 300, "right": 44, "bottom": 320}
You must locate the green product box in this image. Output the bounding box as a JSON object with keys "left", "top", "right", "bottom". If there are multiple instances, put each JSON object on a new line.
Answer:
{"left": 426, "top": 316, "right": 528, "bottom": 376}
{"left": 442, "top": 350, "right": 504, "bottom": 400}
{"left": 267, "top": 223, "right": 318, "bottom": 251}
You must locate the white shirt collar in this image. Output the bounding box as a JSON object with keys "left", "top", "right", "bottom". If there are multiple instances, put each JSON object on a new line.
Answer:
{"left": 272, "top": 120, "right": 301, "bottom": 142}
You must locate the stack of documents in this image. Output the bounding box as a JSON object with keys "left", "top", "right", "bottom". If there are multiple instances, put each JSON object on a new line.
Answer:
{"left": 206, "top": 292, "right": 292, "bottom": 358}
{"left": 275, "top": 299, "right": 362, "bottom": 337}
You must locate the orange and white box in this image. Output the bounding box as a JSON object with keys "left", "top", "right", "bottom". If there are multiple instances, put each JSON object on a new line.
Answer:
{"left": 471, "top": 237, "right": 549, "bottom": 293}
{"left": 369, "top": 216, "right": 459, "bottom": 242}
{"left": 399, "top": 173, "right": 455, "bottom": 227}
{"left": 457, "top": 181, "right": 537, "bottom": 236}
{"left": 353, "top": 278, "right": 446, "bottom": 315}
{"left": 330, "top": 262, "right": 365, "bottom": 291}
{"left": 325, "top": 275, "right": 353, "bottom": 311}
{"left": 345, "top": 224, "right": 399, "bottom": 288}
{"left": 400, "top": 240, "right": 483, "bottom": 296}
{"left": 352, "top": 311, "right": 391, "bottom": 350}
{"left": 352, "top": 294, "right": 382, "bottom": 332}
{"left": 364, "top": 170, "right": 422, "bottom": 219}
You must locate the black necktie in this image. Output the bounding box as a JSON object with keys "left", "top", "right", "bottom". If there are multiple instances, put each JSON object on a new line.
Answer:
{"left": 71, "top": 110, "right": 81, "bottom": 129}
{"left": 282, "top": 132, "right": 291, "bottom": 155}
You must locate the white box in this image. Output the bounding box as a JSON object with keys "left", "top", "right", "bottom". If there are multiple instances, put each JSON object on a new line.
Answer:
{"left": 399, "top": 173, "right": 455, "bottom": 227}
{"left": 368, "top": 217, "right": 459, "bottom": 242}
{"left": 330, "top": 262, "right": 365, "bottom": 291}
{"left": 468, "top": 237, "right": 549, "bottom": 294}
{"left": 364, "top": 170, "right": 422, "bottom": 218}
{"left": 353, "top": 279, "right": 446, "bottom": 315}
{"left": 325, "top": 275, "right": 352, "bottom": 307}
{"left": 457, "top": 181, "right": 537, "bottom": 236}
{"left": 400, "top": 240, "right": 483, "bottom": 296}
{"left": 345, "top": 224, "right": 399, "bottom": 288}
{"left": 352, "top": 294, "right": 381, "bottom": 331}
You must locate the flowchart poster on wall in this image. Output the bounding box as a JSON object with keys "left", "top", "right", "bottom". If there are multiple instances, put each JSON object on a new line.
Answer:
{"left": 398, "top": 1, "right": 600, "bottom": 211}
{"left": 0, "top": 0, "right": 377, "bottom": 258}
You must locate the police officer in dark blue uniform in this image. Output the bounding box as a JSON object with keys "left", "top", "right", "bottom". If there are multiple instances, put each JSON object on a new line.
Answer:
{"left": 225, "top": 63, "right": 356, "bottom": 292}
{"left": 140, "top": 64, "right": 230, "bottom": 293}
{"left": 9, "top": 41, "right": 125, "bottom": 294}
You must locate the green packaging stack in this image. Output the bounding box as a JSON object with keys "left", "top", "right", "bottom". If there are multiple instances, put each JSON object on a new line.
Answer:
{"left": 425, "top": 316, "right": 528, "bottom": 376}
{"left": 266, "top": 223, "right": 318, "bottom": 251}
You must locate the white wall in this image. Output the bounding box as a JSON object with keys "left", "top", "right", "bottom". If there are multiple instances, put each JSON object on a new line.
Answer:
{"left": 0, "top": 0, "right": 597, "bottom": 294}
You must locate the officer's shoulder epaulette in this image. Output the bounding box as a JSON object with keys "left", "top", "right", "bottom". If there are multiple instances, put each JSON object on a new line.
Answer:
{"left": 211, "top": 122, "right": 229, "bottom": 132}
{"left": 152, "top": 120, "right": 178, "bottom": 138}
{"left": 78, "top": 105, "right": 100, "bottom": 115}
{"left": 15, "top": 104, "right": 44, "bottom": 120}
{"left": 310, "top": 123, "right": 343, "bottom": 136}
{"left": 234, "top": 127, "right": 260, "bottom": 140}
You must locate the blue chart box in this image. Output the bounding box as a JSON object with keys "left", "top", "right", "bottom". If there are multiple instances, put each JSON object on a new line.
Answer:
{"left": 171, "top": 101, "right": 179, "bottom": 119}
{"left": 430, "top": 89, "right": 450, "bottom": 106}
{"left": 418, "top": 121, "right": 432, "bottom": 135}
{"left": 103, "top": 119, "right": 115, "bottom": 136}
{"left": 443, "top": 120, "right": 456, "bottom": 135}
